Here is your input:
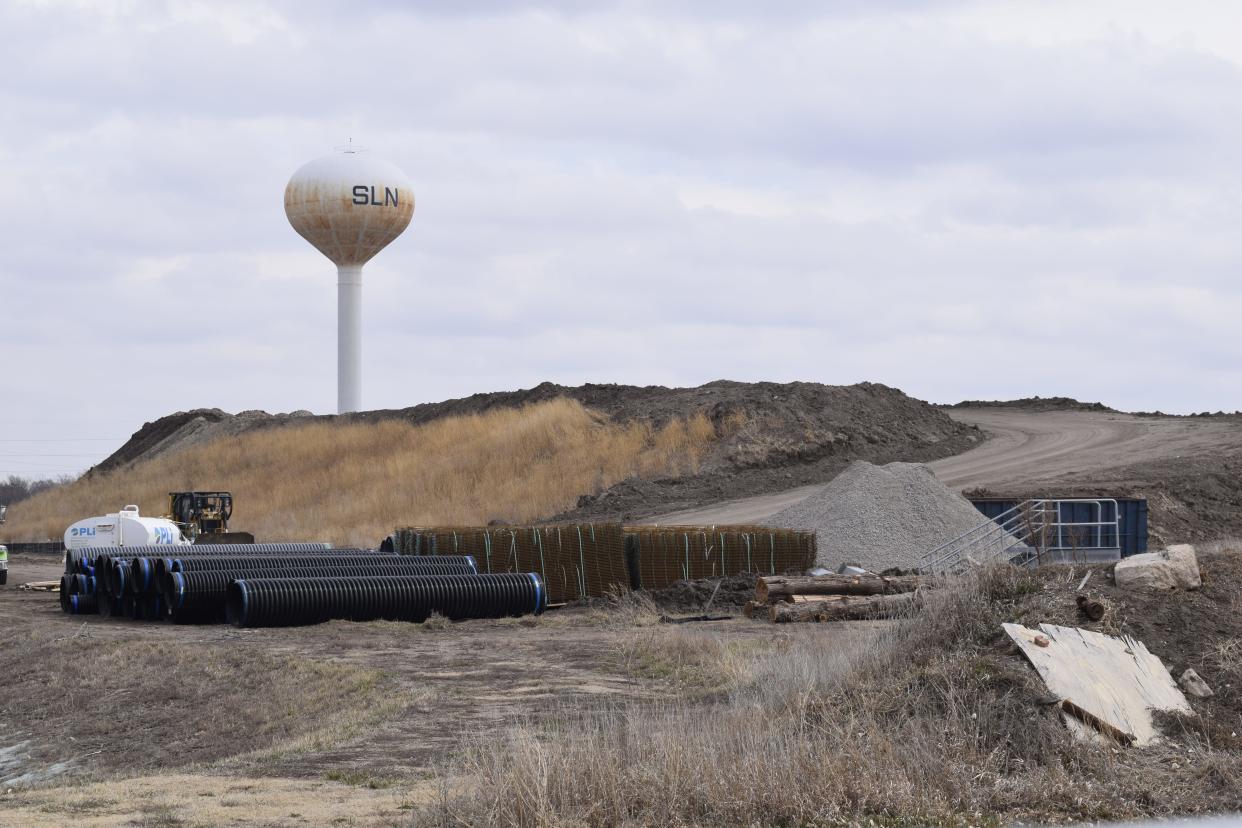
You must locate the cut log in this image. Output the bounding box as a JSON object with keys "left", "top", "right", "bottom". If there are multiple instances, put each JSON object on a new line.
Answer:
{"left": 756, "top": 574, "right": 923, "bottom": 603}
{"left": 777, "top": 594, "right": 849, "bottom": 604}
{"left": 768, "top": 591, "right": 918, "bottom": 623}
{"left": 743, "top": 600, "right": 764, "bottom": 619}
{"left": 1076, "top": 595, "right": 1106, "bottom": 622}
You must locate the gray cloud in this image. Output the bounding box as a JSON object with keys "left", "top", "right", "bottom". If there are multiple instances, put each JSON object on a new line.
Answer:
{"left": 2, "top": 0, "right": 1241, "bottom": 477}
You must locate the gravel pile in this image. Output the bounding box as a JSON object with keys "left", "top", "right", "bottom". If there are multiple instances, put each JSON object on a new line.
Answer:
{"left": 764, "top": 461, "right": 1005, "bottom": 572}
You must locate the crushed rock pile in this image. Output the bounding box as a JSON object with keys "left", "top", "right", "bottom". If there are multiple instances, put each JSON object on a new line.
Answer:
{"left": 765, "top": 461, "right": 1003, "bottom": 572}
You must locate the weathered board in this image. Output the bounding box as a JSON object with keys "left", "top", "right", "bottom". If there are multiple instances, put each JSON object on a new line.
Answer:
{"left": 1003, "top": 622, "right": 1192, "bottom": 746}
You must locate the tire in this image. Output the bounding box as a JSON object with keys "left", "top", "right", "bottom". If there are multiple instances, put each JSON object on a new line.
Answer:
{"left": 0, "top": 571, "right": 8, "bottom": 586}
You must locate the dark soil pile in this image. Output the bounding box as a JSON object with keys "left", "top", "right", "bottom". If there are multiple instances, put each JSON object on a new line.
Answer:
{"left": 642, "top": 573, "right": 757, "bottom": 613}
{"left": 946, "top": 396, "right": 1116, "bottom": 412}
{"left": 95, "top": 407, "right": 313, "bottom": 473}
{"left": 557, "top": 381, "right": 982, "bottom": 520}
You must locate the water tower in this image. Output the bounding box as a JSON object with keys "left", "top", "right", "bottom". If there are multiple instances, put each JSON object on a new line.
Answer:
{"left": 285, "top": 147, "right": 414, "bottom": 413}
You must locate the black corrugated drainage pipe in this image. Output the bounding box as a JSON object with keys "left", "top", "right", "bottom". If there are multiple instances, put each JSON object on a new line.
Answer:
{"left": 56, "top": 572, "right": 99, "bottom": 615}
{"left": 141, "top": 593, "right": 163, "bottom": 621}
{"left": 68, "top": 593, "right": 99, "bottom": 614}
{"left": 159, "top": 554, "right": 472, "bottom": 579}
{"left": 65, "top": 542, "right": 339, "bottom": 573}
{"left": 128, "top": 557, "right": 157, "bottom": 596}
{"left": 128, "top": 594, "right": 157, "bottom": 621}
{"left": 226, "top": 573, "right": 546, "bottom": 628}
{"left": 143, "top": 548, "right": 385, "bottom": 580}
{"left": 59, "top": 575, "right": 72, "bottom": 613}
{"left": 109, "top": 561, "right": 131, "bottom": 600}
{"left": 161, "top": 560, "right": 478, "bottom": 623}
{"left": 97, "top": 548, "right": 382, "bottom": 596}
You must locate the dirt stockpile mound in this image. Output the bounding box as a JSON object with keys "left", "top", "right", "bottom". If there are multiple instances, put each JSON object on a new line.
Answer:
{"left": 946, "top": 396, "right": 1115, "bottom": 412}
{"left": 765, "top": 461, "right": 1000, "bottom": 571}
{"left": 560, "top": 382, "right": 981, "bottom": 520}
{"left": 97, "top": 383, "right": 978, "bottom": 519}
{"left": 96, "top": 408, "right": 315, "bottom": 472}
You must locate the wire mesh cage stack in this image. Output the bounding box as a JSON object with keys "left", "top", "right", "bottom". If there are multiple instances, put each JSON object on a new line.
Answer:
{"left": 623, "top": 525, "right": 817, "bottom": 589}
{"left": 386, "top": 523, "right": 629, "bottom": 604}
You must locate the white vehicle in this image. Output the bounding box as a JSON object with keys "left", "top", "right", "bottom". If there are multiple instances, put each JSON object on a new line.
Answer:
{"left": 64, "top": 505, "right": 192, "bottom": 551}
{"left": 0, "top": 544, "right": 7, "bottom": 586}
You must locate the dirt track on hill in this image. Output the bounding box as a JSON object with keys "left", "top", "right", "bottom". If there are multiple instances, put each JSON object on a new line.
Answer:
{"left": 649, "top": 408, "right": 1242, "bottom": 539}
{"left": 932, "top": 408, "right": 1242, "bottom": 490}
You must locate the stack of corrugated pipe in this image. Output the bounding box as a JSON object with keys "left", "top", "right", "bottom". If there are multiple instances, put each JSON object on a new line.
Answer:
{"left": 60, "top": 543, "right": 546, "bottom": 626}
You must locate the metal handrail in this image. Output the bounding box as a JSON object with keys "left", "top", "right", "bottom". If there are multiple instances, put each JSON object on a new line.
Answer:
{"left": 1043, "top": 498, "right": 1119, "bottom": 552}
{"left": 920, "top": 500, "right": 1053, "bottom": 573}
{"left": 919, "top": 498, "right": 1121, "bottom": 574}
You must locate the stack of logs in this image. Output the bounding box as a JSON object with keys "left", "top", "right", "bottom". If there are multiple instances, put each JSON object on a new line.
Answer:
{"left": 745, "top": 572, "right": 927, "bottom": 623}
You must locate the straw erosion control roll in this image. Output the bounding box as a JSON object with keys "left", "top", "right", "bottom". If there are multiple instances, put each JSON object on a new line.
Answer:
{"left": 766, "top": 461, "right": 998, "bottom": 572}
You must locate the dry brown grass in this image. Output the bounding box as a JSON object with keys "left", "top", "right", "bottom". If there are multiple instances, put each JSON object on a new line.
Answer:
{"left": 2, "top": 398, "right": 720, "bottom": 546}
{"left": 619, "top": 626, "right": 769, "bottom": 693}
{"left": 0, "top": 772, "right": 436, "bottom": 827}
{"left": 413, "top": 567, "right": 1242, "bottom": 827}
{"left": 0, "top": 628, "right": 399, "bottom": 779}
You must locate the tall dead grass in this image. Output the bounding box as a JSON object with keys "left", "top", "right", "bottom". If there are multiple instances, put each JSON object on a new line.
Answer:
{"left": 2, "top": 398, "right": 720, "bottom": 546}
{"left": 415, "top": 568, "right": 1242, "bottom": 827}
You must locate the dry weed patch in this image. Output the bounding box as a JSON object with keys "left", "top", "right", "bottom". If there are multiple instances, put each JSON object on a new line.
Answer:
{"left": 0, "top": 629, "right": 395, "bottom": 780}
{"left": 3, "top": 398, "right": 724, "bottom": 546}
{"left": 0, "top": 772, "right": 429, "bottom": 827}
{"left": 414, "top": 564, "right": 1242, "bottom": 827}
{"left": 620, "top": 628, "right": 768, "bottom": 693}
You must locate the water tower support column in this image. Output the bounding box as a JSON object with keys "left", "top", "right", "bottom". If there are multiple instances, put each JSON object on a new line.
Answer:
{"left": 337, "top": 264, "right": 363, "bottom": 413}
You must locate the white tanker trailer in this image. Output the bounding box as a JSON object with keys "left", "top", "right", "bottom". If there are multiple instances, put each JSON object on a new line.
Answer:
{"left": 64, "top": 505, "right": 192, "bottom": 551}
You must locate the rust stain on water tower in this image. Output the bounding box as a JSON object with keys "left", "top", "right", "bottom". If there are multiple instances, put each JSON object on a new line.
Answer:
{"left": 284, "top": 176, "right": 414, "bottom": 267}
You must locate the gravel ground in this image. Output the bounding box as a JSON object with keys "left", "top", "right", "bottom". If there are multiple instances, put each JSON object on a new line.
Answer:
{"left": 765, "top": 461, "right": 1001, "bottom": 571}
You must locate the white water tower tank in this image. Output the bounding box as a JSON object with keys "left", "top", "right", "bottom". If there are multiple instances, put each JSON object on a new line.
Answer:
{"left": 284, "top": 148, "right": 414, "bottom": 413}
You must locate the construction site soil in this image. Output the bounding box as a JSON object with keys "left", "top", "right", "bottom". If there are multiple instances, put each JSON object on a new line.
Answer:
{"left": 0, "top": 555, "right": 799, "bottom": 798}
{"left": 5, "top": 546, "right": 1242, "bottom": 826}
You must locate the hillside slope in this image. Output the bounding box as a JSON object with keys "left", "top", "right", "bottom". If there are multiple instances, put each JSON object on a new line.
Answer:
{"left": 3, "top": 400, "right": 718, "bottom": 545}
{"left": 91, "top": 381, "right": 980, "bottom": 525}
{"left": 653, "top": 405, "right": 1242, "bottom": 543}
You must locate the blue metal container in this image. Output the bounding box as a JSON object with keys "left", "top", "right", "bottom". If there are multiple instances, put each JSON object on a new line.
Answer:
{"left": 969, "top": 498, "right": 1148, "bottom": 557}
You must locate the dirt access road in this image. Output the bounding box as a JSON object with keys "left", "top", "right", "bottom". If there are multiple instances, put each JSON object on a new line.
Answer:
{"left": 0, "top": 554, "right": 874, "bottom": 825}
{"left": 651, "top": 407, "right": 1242, "bottom": 525}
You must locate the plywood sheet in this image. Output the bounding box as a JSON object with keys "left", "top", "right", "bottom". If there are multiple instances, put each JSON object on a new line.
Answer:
{"left": 1003, "top": 622, "right": 1191, "bottom": 746}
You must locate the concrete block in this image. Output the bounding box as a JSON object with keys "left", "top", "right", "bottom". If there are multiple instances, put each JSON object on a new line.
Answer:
{"left": 1179, "top": 667, "right": 1214, "bottom": 699}
{"left": 1113, "top": 544, "right": 1201, "bottom": 592}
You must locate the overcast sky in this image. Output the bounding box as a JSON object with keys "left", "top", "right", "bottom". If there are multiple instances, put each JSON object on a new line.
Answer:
{"left": 3, "top": 0, "right": 1242, "bottom": 477}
